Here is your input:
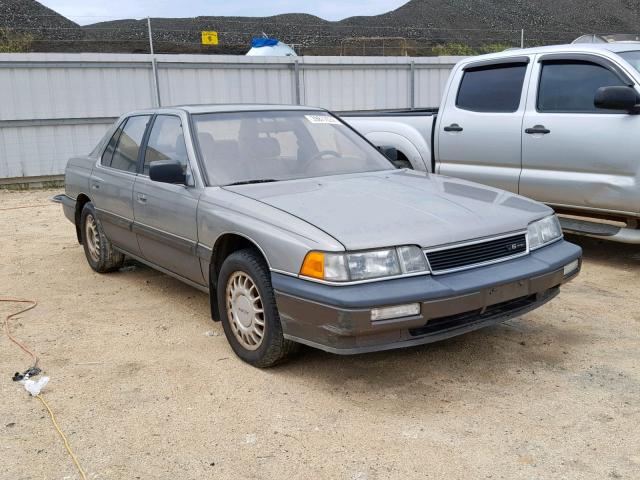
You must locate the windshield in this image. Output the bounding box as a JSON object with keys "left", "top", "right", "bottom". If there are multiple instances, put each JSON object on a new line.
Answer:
{"left": 191, "top": 110, "right": 394, "bottom": 185}
{"left": 619, "top": 50, "right": 640, "bottom": 73}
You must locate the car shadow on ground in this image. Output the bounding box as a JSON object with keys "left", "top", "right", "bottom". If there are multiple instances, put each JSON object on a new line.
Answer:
{"left": 271, "top": 319, "right": 590, "bottom": 394}
{"left": 565, "top": 233, "right": 640, "bottom": 268}
{"left": 102, "top": 234, "right": 636, "bottom": 395}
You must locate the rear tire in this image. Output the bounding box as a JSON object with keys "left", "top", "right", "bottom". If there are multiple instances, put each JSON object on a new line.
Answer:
{"left": 217, "top": 249, "right": 299, "bottom": 367}
{"left": 80, "top": 202, "right": 125, "bottom": 273}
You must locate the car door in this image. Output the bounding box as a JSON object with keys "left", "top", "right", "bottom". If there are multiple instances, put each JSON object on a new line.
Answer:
{"left": 437, "top": 58, "right": 532, "bottom": 193}
{"left": 132, "top": 113, "right": 205, "bottom": 285}
{"left": 91, "top": 115, "right": 151, "bottom": 256}
{"left": 520, "top": 54, "right": 640, "bottom": 214}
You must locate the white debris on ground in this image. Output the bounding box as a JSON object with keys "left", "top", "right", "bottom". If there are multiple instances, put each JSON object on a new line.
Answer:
{"left": 22, "top": 376, "right": 49, "bottom": 396}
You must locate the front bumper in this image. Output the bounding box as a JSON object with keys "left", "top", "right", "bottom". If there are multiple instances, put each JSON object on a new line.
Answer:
{"left": 273, "top": 239, "right": 582, "bottom": 355}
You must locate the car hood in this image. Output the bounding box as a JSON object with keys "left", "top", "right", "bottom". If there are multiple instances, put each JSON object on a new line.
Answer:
{"left": 224, "top": 170, "right": 552, "bottom": 251}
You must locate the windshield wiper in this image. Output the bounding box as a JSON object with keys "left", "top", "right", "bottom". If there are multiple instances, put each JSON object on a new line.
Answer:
{"left": 226, "top": 179, "right": 279, "bottom": 186}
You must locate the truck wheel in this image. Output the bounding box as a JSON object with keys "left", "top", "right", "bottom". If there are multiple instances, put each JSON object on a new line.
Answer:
{"left": 80, "top": 202, "right": 125, "bottom": 273}
{"left": 217, "top": 249, "right": 299, "bottom": 367}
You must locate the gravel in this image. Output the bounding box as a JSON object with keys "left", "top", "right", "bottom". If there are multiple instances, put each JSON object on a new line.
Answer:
{"left": 1, "top": 188, "right": 639, "bottom": 479}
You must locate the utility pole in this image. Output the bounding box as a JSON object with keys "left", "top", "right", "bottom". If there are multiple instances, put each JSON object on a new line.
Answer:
{"left": 147, "top": 17, "right": 161, "bottom": 107}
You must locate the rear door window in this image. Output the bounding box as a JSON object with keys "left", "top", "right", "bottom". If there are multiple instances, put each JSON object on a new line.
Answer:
{"left": 109, "top": 115, "right": 151, "bottom": 173}
{"left": 537, "top": 61, "right": 626, "bottom": 113}
{"left": 456, "top": 63, "right": 528, "bottom": 113}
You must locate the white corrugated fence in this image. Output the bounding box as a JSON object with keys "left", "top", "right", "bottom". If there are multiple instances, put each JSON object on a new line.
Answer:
{"left": 0, "top": 53, "right": 462, "bottom": 181}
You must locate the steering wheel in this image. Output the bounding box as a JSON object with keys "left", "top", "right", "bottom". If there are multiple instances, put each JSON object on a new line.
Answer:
{"left": 302, "top": 150, "right": 341, "bottom": 172}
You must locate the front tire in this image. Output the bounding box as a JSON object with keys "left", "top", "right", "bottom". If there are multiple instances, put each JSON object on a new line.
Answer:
{"left": 80, "top": 202, "right": 125, "bottom": 273}
{"left": 217, "top": 249, "right": 298, "bottom": 367}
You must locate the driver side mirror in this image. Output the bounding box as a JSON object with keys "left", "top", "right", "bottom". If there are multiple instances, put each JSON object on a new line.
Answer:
{"left": 149, "top": 160, "right": 186, "bottom": 185}
{"left": 594, "top": 86, "right": 640, "bottom": 112}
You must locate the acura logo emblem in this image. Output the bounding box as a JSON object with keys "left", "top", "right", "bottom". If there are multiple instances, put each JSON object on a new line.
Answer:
{"left": 506, "top": 241, "right": 526, "bottom": 252}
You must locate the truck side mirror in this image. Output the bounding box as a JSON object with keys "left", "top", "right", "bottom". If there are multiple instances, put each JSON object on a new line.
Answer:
{"left": 594, "top": 86, "right": 640, "bottom": 112}
{"left": 149, "top": 160, "right": 186, "bottom": 185}
{"left": 377, "top": 145, "right": 398, "bottom": 162}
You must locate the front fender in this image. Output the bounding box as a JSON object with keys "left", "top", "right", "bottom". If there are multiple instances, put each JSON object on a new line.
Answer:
{"left": 197, "top": 188, "right": 345, "bottom": 275}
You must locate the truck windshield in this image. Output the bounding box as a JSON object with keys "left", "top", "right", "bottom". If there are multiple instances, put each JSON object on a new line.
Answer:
{"left": 619, "top": 51, "right": 640, "bottom": 73}
{"left": 191, "top": 110, "right": 394, "bottom": 186}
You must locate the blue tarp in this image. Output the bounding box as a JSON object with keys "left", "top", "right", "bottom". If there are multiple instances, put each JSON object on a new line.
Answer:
{"left": 251, "top": 37, "right": 279, "bottom": 48}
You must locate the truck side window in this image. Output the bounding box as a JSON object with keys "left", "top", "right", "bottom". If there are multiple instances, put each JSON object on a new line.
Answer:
{"left": 143, "top": 115, "right": 188, "bottom": 175}
{"left": 456, "top": 63, "right": 527, "bottom": 113}
{"left": 109, "top": 115, "right": 151, "bottom": 173}
{"left": 537, "top": 61, "right": 626, "bottom": 113}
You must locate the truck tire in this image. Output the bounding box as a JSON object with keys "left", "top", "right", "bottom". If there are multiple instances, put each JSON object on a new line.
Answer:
{"left": 80, "top": 202, "right": 125, "bottom": 273}
{"left": 217, "top": 248, "right": 299, "bottom": 367}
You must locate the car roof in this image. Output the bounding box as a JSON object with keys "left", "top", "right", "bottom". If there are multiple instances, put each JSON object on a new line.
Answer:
{"left": 458, "top": 42, "right": 640, "bottom": 65}
{"left": 152, "top": 104, "right": 326, "bottom": 115}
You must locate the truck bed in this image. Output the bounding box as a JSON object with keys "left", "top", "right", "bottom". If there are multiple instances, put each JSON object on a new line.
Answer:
{"left": 338, "top": 108, "right": 439, "bottom": 117}
{"left": 338, "top": 109, "right": 438, "bottom": 172}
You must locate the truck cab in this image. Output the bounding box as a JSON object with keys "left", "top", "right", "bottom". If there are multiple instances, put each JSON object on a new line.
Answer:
{"left": 344, "top": 43, "right": 640, "bottom": 243}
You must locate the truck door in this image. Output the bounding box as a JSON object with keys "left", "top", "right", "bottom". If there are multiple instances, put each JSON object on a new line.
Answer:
{"left": 437, "top": 58, "right": 531, "bottom": 193}
{"left": 520, "top": 54, "right": 640, "bottom": 214}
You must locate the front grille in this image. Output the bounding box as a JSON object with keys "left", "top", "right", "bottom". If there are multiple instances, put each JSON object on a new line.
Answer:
{"left": 425, "top": 233, "right": 527, "bottom": 274}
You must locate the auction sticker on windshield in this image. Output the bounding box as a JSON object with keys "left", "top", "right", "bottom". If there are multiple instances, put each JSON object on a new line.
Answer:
{"left": 305, "top": 114, "right": 342, "bottom": 125}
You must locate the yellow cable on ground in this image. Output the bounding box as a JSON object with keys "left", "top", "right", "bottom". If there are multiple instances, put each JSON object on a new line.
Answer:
{"left": 2, "top": 299, "right": 88, "bottom": 480}
{"left": 36, "top": 394, "right": 88, "bottom": 480}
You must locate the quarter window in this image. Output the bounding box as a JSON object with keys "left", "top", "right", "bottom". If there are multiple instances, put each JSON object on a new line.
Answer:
{"left": 100, "top": 123, "right": 124, "bottom": 167}
{"left": 109, "top": 115, "right": 150, "bottom": 173}
{"left": 456, "top": 63, "right": 527, "bottom": 113}
{"left": 537, "top": 61, "right": 626, "bottom": 113}
{"left": 143, "top": 115, "right": 188, "bottom": 175}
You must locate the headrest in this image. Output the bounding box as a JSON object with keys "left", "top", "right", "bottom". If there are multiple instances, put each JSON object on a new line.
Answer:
{"left": 212, "top": 140, "right": 240, "bottom": 159}
{"left": 253, "top": 137, "right": 280, "bottom": 158}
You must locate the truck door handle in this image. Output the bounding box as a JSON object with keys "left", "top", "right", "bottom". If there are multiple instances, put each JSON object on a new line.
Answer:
{"left": 525, "top": 125, "right": 551, "bottom": 135}
{"left": 136, "top": 193, "right": 147, "bottom": 204}
{"left": 444, "top": 123, "right": 463, "bottom": 132}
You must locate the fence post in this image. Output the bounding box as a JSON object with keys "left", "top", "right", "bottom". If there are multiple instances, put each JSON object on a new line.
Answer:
{"left": 293, "top": 60, "right": 301, "bottom": 105}
{"left": 147, "top": 17, "right": 161, "bottom": 107}
{"left": 521, "top": 29, "right": 525, "bottom": 49}
{"left": 409, "top": 61, "right": 415, "bottom": 109}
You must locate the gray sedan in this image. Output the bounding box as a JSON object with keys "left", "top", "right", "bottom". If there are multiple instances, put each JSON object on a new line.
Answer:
{"left": 57, "top": 105, "right": 582, "bottom": 367}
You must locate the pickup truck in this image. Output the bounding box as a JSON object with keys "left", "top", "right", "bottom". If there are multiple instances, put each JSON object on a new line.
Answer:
{"left": 343, "top": 42, "right": 640, "bottom": 244}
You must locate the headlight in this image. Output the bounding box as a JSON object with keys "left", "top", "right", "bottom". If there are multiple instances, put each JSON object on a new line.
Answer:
{"left": 527, "top": 215, "right": 562, "bottom": 250}
{"left": 300, "top": 245, "right": 429, "bottom": 282}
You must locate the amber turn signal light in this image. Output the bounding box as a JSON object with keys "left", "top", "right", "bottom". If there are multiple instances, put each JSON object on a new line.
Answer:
{"left": 300, "top": 251, "right": 325, "bottom": 279}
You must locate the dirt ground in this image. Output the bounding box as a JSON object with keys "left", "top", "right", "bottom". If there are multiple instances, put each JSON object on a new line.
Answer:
{"left": 1, "top": 189, "right": 639, "bottom": 480}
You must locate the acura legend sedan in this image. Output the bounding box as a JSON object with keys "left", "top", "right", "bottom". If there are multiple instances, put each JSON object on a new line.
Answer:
{"left": 56, "top": 105, "right": 582, "bottom": 367}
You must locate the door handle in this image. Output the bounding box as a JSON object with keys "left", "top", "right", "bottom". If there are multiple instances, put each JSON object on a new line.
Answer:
{"left": 444, "top": 123, "right": 463, "bottom": 132}
{"left": 136, "top": 193, "right": 147, "bottom": 204}
{"left": 525, "top": 125, "right": 551, "bottom": 135}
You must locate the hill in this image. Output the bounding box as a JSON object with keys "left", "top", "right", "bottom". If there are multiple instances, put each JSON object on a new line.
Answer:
{"left": 0, "top": 0, "right": 82, "bottom": 44}
{"left": 1, "top": 0, "right": 639, "bottom": 55}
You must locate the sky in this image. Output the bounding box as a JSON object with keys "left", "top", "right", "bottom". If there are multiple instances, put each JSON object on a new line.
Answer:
{"left": 39, "top": 0, "right": 410, "bottom": 25}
